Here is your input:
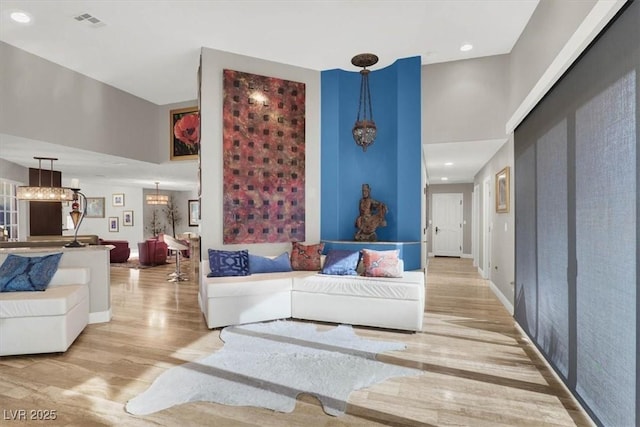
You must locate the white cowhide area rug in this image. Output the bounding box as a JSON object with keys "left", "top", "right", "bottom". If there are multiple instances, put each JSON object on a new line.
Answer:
{"left": 125, "top": 320, "right": 421, "bottom": 416}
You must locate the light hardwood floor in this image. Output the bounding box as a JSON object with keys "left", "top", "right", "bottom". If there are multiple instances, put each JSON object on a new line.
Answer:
{"left": 0, "top": 257, "right": 594, "bottom": 426}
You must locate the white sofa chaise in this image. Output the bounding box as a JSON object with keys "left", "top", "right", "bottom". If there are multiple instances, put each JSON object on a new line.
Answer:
{"left": 291, "top": 272, "right": 425, "bottom": 332}
{"left": 199, "top": 263, "right": 425, "bottom": 332}
{"left": 0, "top": 267, "right": 90, "bottom": 356}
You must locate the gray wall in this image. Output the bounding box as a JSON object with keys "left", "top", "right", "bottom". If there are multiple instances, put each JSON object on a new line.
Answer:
{"left": 61, "top": 182, "right": 146, "bottom": 246}
{"left": 0, "top": 158, "right": 27, "bottom": 184}
{"left": 508, "top": 0, "right": 597, "bottom": 114}
{"left": 474, "top": 138, "right": 514, "bottom": 307}
{"left": 0, "top": 42, "right": 163, "bottom": 164}
{"left": 422, "top": 54, "right": 509, "bottom": 144}
{"left": 428, "top": 183, "right": 473, "bottom": 255}
{"left": 463, "top": 0, "right": 604, "bottom": 310}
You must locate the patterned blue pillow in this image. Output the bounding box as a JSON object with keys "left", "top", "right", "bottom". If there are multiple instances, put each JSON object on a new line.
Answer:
{"left": 249, "top": 252, "right": 292, "bottom": 274}
{"left": 321, "top": 250, "right": 361, "bottom": 276}
{"left": 207, "top": 249, "right": 250, "bottom": 277}
{"left": 0, "top": 253, "right": 63, "bottom": 292}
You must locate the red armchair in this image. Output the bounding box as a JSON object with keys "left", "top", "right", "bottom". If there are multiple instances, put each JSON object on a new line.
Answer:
{"left": 99, "top": 239, "right": 130, "bottom": 263}
{"left": 138, "top": 238, "right": 168, "bottom": 266}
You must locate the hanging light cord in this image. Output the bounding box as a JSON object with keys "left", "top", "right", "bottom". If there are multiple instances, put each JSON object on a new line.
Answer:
{"left": 356, "top": 68, "right": 374, "bottom": 122}
{"left": 33, "top": 156, "right": 57, "bottom": 187}
{"left": 48, "top": 158, "right": 54, "bottom": 187}
{"left": 37, "top": 158, "right": 43, "bottom": 187}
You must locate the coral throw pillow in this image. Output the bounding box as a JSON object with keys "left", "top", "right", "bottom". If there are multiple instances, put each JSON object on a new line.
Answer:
{"left": 361, "top": 249, "right": 402, "bottom": 278}
{"left": 290, "top": 242, "right": 324, "bottom": 271}
{"left": 207, "top": 249, "right": 250, "bottom": 277}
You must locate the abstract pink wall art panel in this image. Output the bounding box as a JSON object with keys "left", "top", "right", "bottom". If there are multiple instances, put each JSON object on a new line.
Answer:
{"left": 222, "top": 69, "right": 306, "bottom": 244}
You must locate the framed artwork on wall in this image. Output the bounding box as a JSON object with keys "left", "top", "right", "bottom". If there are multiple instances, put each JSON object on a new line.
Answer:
{"left": 170, "top": 106, "right": 200, "bottom": 161}
{"left": 222, "top": 69, "right": 306, "bottom": 244}
{"left": 85, "top": 197, "right": 105, "bottom": 218}
{"left": 188, "top": 199, "right": 200, "bottom": 226}
{"left": 112, "top": 193, "right": 125, "bottom": 207}
{"left": 123, "top": 210, "right": 134, "bottom": 226}
{"left": 108, "top": 216, "right": 119, "bottom": 232}
{"left": 495, "top": 166, "right": 510, "bottom": 213}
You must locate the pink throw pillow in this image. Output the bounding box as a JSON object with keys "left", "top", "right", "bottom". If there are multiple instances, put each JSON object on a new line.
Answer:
{"left": 362, "top": 249, "right": 402, "bottom": 278}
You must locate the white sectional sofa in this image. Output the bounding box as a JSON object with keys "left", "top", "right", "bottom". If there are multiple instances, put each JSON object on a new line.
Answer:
{"left": 199, "top": 264, "right": 425, "bottom": 332}
{"left": 0, "top": 267, "right": 90, "bottom": 356}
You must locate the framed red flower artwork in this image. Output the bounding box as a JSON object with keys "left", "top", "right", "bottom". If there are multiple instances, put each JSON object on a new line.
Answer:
{"left": 170, "top": 106, "right": 200, "bottom": 161}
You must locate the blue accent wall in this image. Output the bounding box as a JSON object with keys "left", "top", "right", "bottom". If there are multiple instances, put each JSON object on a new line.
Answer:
{"left": 321, "top": 56, "right": 422, "bottom": 248}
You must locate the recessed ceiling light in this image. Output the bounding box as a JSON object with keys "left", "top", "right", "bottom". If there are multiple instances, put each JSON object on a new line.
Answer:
{"left": 444, "top": 162, "right": 453, "bottom": 166}
{"left": 460, "top": 43, "right": 473, "bottom": 52}
{"left": 10, "top": 11, "right": 31, "bottom": 24}
{"left": 441, "top": 177, "right": 449, "bottom": 181}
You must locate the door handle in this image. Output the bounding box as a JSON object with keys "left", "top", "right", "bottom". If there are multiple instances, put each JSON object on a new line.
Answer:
{"left": 435, "top": 226, "right": 439, "bottom": 234}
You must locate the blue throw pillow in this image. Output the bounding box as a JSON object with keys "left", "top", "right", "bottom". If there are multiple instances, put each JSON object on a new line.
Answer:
{"left": 0, "top": 253, "right": 63, "bottom": 292}
{"left": 321, "top": 250, "right": 361, "bottom": 276}
{"left": 207, "top": 249, "right": 250, "bottom": 277}
{"left": 249, "top": 252, "right": 292, "bottom": 274}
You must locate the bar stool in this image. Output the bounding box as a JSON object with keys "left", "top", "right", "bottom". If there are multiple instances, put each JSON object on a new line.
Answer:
{"left": 163, "top": 235, "right": 189, "bottom": 282}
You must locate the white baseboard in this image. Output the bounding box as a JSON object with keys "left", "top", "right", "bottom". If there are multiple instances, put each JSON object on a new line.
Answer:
{"left": 477, "top": 266, "right": 485, "bottom": 278}
{"left": 89, "top": 308, "right": 112, "bottom": 324}
{"left": 489, "top": 281, "right": 514, "bottom": 315}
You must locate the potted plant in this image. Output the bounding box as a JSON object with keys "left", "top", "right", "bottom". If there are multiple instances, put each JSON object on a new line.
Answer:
{"left": 164, "top": 195, "right": 182, "bottom": 238}
{"left": 146, "top": 209, "right": 166, "bottom": 238}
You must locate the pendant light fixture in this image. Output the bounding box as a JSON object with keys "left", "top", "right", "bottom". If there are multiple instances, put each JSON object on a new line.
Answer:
{"left": 16, "top": 157, "right": 74, "bottom": 201}
{"left": 146, "top": 182, "right": 169, "bottom": 205}
{"left": 352, "top": 53, "right": 378, "bottom": 151}
{"left": 16, "top": 157, "right": 88, "bottom": 247}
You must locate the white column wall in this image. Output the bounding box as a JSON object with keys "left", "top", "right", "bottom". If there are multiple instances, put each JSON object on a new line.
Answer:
{"left": 199, "top": 48, "right": 321, "bottom": 261}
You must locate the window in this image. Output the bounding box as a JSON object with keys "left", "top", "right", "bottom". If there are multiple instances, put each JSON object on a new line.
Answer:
{"left": 0, "top": 180, "right": 18, "bottom": 241}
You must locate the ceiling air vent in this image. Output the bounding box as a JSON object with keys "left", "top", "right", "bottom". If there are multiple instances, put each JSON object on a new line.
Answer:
{"left": 73, "top": 13, "right": 105, "bottom": 27}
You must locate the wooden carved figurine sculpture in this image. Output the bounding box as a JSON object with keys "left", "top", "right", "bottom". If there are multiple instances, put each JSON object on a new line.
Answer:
{"left": 355, "top": 184, "right": 387, "bottom": 241}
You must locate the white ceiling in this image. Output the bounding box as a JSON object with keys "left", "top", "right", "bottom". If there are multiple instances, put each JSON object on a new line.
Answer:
{"left": 0, "top": 0, "right": 540, "bottom": 189}
{"left": 424, "top": 139, "right": 506, "bottom": 185}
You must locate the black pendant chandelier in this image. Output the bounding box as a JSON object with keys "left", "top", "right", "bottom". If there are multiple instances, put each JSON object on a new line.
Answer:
{"left": 352, "top": 53, "right": 378, "bottom": 151}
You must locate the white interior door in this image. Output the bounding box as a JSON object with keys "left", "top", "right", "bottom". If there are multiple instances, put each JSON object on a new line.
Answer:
{"left": 432, "top": 193, "right": 463, "bottom": 257}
